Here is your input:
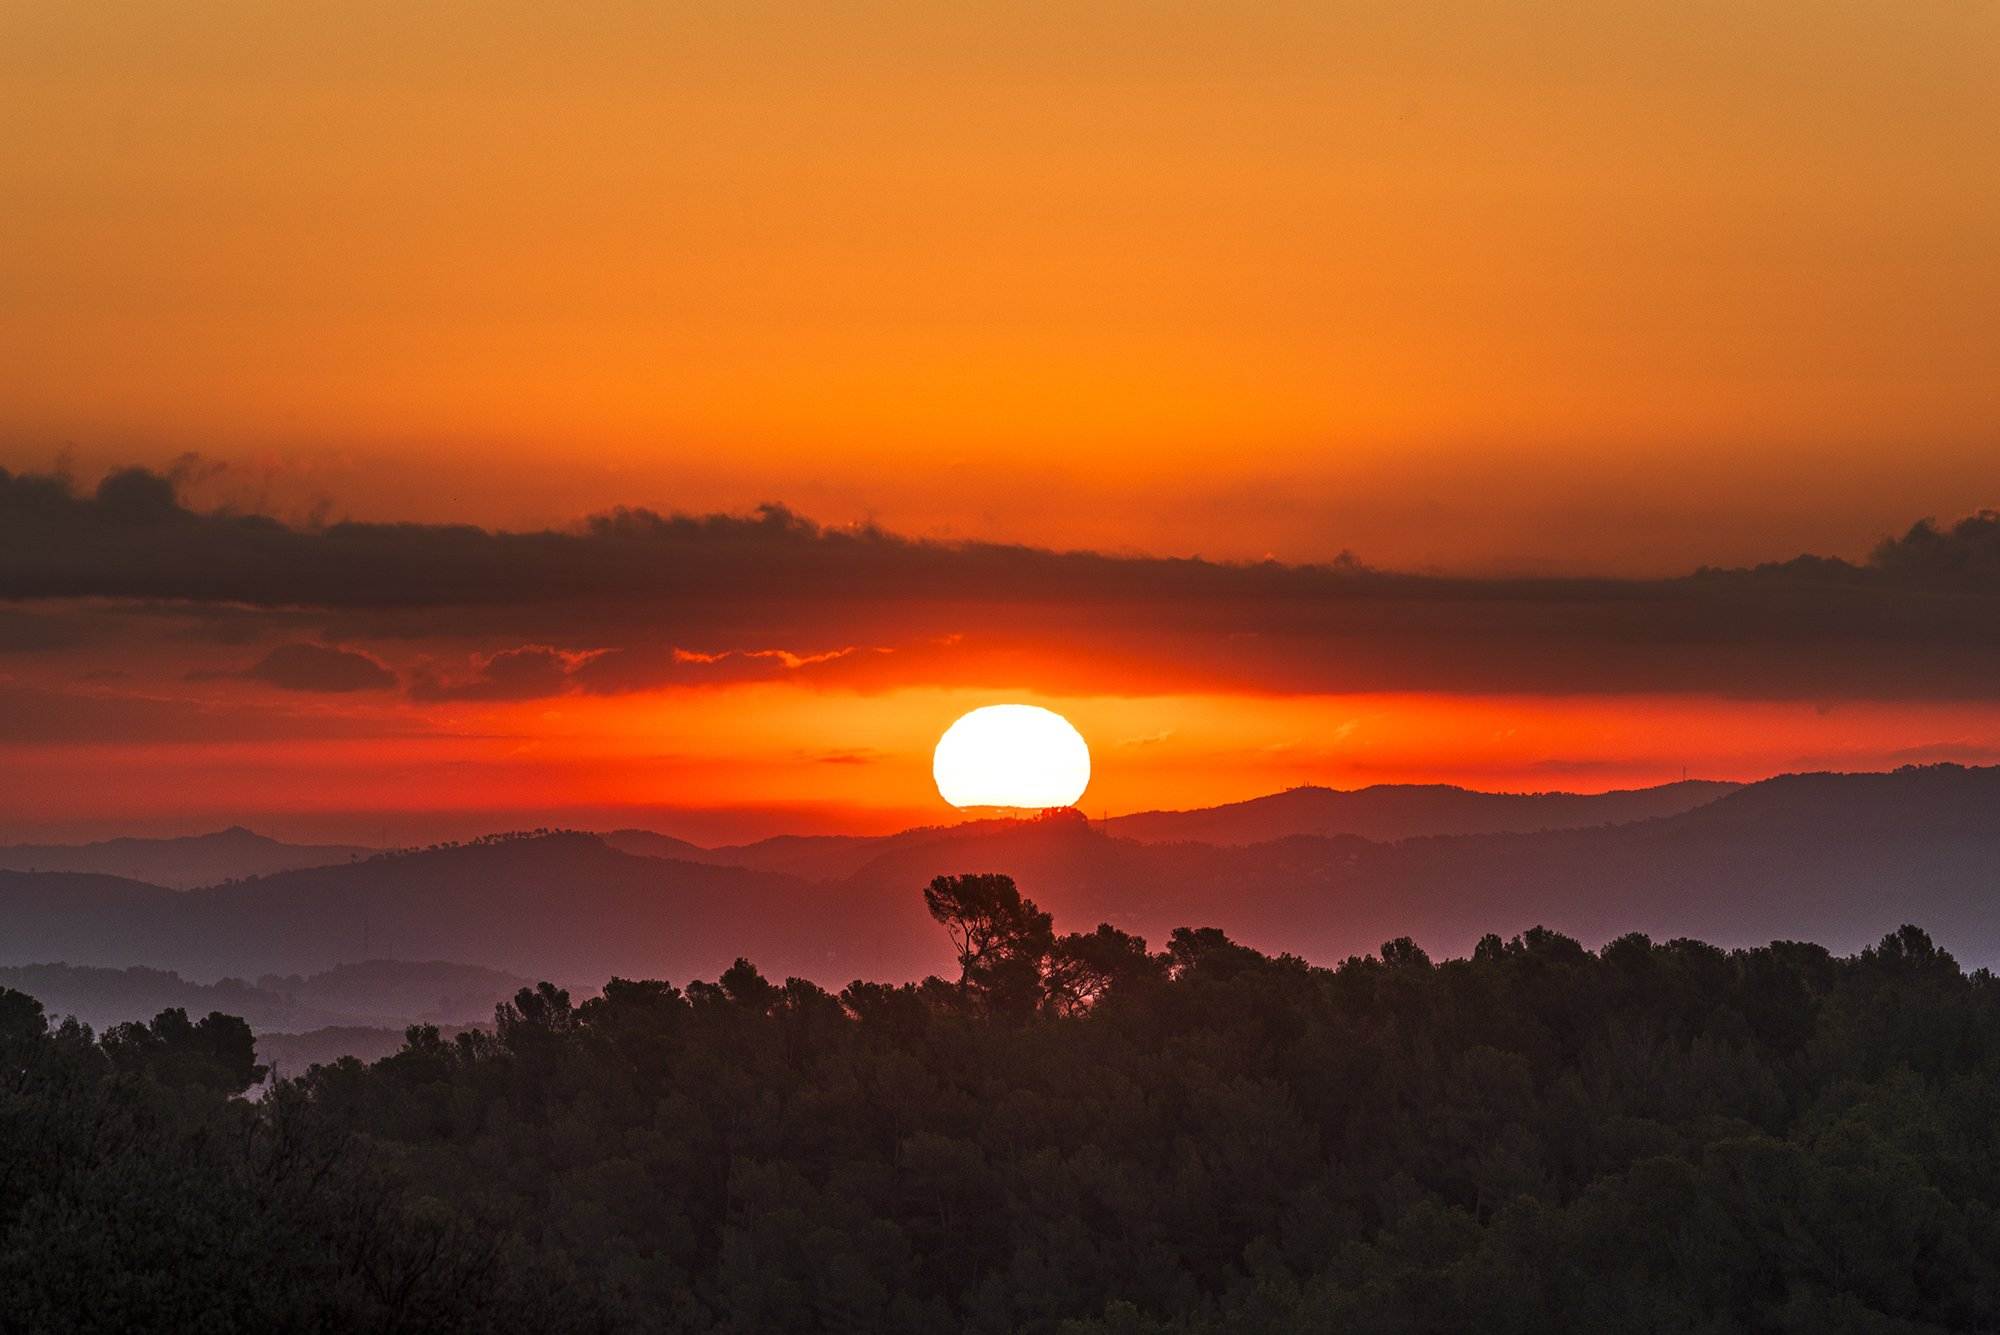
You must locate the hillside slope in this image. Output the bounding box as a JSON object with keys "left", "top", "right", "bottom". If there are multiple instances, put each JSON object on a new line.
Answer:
{"left": 5, "top": 767, "right": 1997, "bottom": 984}
{"left": 1102, "top": 779, "right": 1738, "bottom": 845}
{"left": 0, "top": 827, "right": 375, "bottom": 889}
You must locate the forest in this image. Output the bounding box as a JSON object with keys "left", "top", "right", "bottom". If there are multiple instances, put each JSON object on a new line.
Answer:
{"left": 6, "top": 874, "right": 2000, "bottom": 1332}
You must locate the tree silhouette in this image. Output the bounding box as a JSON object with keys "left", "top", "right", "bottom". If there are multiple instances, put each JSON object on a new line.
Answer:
{"left": 100, "top": 1006, "right": 265, "bottom": 1092}
{"left": 8, "top": 909, "right": 2000, "bottom": 1332}
{"left": 1043, "top": 923, "right": 1161, "bottom": 1015}
{"left": 921, "top": 873, "right": 1054, "bottom": 1015}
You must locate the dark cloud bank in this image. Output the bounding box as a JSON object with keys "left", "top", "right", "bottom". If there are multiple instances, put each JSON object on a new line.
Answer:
{"left": 237, "top": 643, "right": 397, "bottom": 693}
{"left": 4, "top": 465, "right": 1999, "bottom": 700}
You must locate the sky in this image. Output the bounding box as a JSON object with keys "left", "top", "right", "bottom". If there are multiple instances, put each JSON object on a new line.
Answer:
{"left": 2, "top": 3, "right": 1998, "bottom": 841}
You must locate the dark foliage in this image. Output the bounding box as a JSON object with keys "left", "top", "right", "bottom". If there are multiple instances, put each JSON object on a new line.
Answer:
{"left": 0, "top": 999, "right": 570, "bottom": 1331}
{"left": 10, "top": 878, "right": 2000, "bottom": 1331}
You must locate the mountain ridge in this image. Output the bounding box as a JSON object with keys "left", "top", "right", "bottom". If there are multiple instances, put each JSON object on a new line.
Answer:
{"left": 2, "top": 775, "right": 1736, "bottom": 890}
{"left": 603, "top": 777, "right": 1743, "bottom": 878}
{"left": 0, "top": 827, "right": 377, "bottom": 890}
{"left": 1100, "top": 777, "right": 1740, "bottom": 845}
{"left": 3, "top": 766, "right": 1996, "bottom": 988}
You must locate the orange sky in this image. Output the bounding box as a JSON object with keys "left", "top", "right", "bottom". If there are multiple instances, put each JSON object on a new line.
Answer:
{"left": 8, "top": 657, "right": 2000, "bottom": 842}
{"left": 3, "top": 4, "right": 1998, "bottom": 840}
{"left": 3, "top": 1, "right": 1996, "bottom": 572}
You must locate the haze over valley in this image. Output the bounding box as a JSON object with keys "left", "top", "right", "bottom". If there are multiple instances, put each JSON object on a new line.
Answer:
{"left": 9, "top": 766, "right": 1998, "bottom": 1073}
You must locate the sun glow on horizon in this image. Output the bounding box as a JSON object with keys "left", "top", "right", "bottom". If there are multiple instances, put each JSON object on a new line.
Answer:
{"left": 933, "top": 705, "right": 1092, "bottom": 810}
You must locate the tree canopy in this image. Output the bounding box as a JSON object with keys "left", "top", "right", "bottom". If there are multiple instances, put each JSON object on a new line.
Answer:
{"left": 7, "top": 878, "right": 2000, "bottom": 1330}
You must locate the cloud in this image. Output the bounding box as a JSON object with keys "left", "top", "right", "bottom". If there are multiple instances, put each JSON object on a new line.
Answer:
{"left": 570, "top": 644, "right": 882, "bottom": 695}
{"left": 7, "top": 466, "right": 2000, "bottom": 701}
{"left": 405, "top": 642, "right": 874, "bottom": 701}
{"left": 808, "top": 748, "right": 882, "bottom": 766}
{"left": 676, "top": 645, "right": 865, "bottom": 670}
{"left": 0, "top": 683, "right": 416, "bottom": 743}
{"left": 410, "top": 646, "right": 601, "bottom": 702}
{"left": 1870, "top": 511, "right": 2000, "bottom": 589}
{"left": 237, "top": 643, "right": 397, "bottom": 693}
{"left": 0, "top": 609, "right": 85, "bottom": 653}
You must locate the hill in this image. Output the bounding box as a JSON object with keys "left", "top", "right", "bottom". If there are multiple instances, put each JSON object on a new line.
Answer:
{"left": 814, "top": 767, "right": 2000, "bottom": 968}
{"left": 5, "top": 766, "right": 1997, "bottom": 983}
{"left": 605, "top": 822, "right": 1078, "bottom": 882}
{"left": 1101, "top": 778, "right": 1738, "bottom": 844}
{"left": 0, "top": 958, "right": 530, "bottom": 1033}
{"left": 0, "top": 826, "right": 375, "bottom": 889}
{"left": 253, "top": 1023, "right": 485, "bottom": 1079}
{"left": 604, "top": 778, "right": 1740, "bottom": 877}
{"left": 0, "top": 832, "right": 953, "bottom": 984}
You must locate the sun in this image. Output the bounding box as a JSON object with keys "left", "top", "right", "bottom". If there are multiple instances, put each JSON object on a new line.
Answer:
{"left": 933, "top": 705, "right": 1092, "bottom": 809}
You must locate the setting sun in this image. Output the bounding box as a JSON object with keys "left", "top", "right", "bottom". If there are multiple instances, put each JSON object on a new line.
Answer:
{"left": 933, "top": 705, "right": 1091, "bottom": 810}
{"left": 8, "top": 2, "right": 2000, "bottom": 1323}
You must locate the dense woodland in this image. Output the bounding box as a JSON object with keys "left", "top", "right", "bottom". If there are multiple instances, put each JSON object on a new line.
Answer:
{"left": 7, "top": 875, "right": 2000, "bottom": 1332}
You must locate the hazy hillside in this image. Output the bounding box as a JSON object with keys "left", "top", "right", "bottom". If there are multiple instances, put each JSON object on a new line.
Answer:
{"left": 596, "top": 828, "right": 716, "bottom": 863}
{"left": 0, "top": 962, "right": 308, "bottom": 1033}
{"left": 0, "top": 958, "right": 529, "bottom": 1033}
{"left": 5, "top": 766, "right": 1997, "bottom": 985}
{"left": 0, "top": 832, "right": 953, "bottom": 984}
{"left": 821, "top": 767, "right": 2000, "bottom": 967}
{"left": 605, "top": 823, "right": 1067, "bottom": 883}
{"left": 255, "top": 958, "right": 533, "bottom": 1026}
{"left": 0, "top": 826, "right": 375, "bottom": 889}
{"left": 254, "top": 1024, "right": 484, "bottom": 1079}
{"left": 1102, "top": 778, "right": 1739, "bottom": 845}
{"left": 607, "top": 779, "right": 1740, "bottom": 877}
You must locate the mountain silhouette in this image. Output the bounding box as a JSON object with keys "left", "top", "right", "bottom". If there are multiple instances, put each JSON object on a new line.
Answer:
{"left": 0, "top": 826, "right": 375, "bottom": 889}
{"left": 604, "top": 779, "right": 1740, "bottom": 875}
{"left": 1100, "top": 778, "right": 1739, "bottom": 844}
{"left": 0, "top": 832, "right": 951, "bottom": 985}
{"left": 5, "top": 767, "right": 1999, "bottom": 990}
{"left": 0, "top": 958, "right": 527, "bottom": 1033}
{"left": 603, "top": 829, "right": 899, "bottom": 881}
{"left": 811, "top": 768, "right": 2000, "bottom": 968}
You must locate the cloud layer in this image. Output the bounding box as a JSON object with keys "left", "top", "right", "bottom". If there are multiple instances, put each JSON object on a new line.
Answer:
{"left": 4, "top": 466, "right": 2000, "bottom": 702}
{"left": 238, "top": 644, "right": 397, "bottom": 693}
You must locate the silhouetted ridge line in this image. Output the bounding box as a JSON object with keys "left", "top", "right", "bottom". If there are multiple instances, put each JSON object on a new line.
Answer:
{"left": 1103, "top": 778, "right": 1739, "bottom": 845}
{"left": 0, "top": 827, "right": 377, "bottom": 889}
{"left": 7, "top": 766, "right": 2000, "bottom": 988}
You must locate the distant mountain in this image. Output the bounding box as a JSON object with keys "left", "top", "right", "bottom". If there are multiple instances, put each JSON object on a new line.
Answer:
{"left": 255, "top": 1024, "right": 484, "bottom": 1079}
{"left": 603, "top": 829, "right": 896, "bottom": 881}
{"left": 604, "top": 779, "right": 1739, "bottom": 878}
{"left": 1102, "top": 779, "right": 1739, "bottom": 845}
{"left": 825, "top": 768, "right": 2000, "bottom": 968}
{"left": 609, "top": 824, "right": 1055, "bottom": 883}
{"left": 0, "top": 958, "right": 529, "bottom": 1033}
{"left": 0, "top": 832, "right": 952, "bottom": 985}
{"left": 597, "top": 829, "right": 717, "bottom": 862}
{"left": 6, "top": 766, "right": 1999, "bottom": 986}
{"left": 725, "top": 766, "right": 2000, "bottom": 973}
{"left": 254, "top": 958, "right": 533, "bottom": 1027}
{"left": 0, "top": 826, "right": 375, "bottom": 889}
